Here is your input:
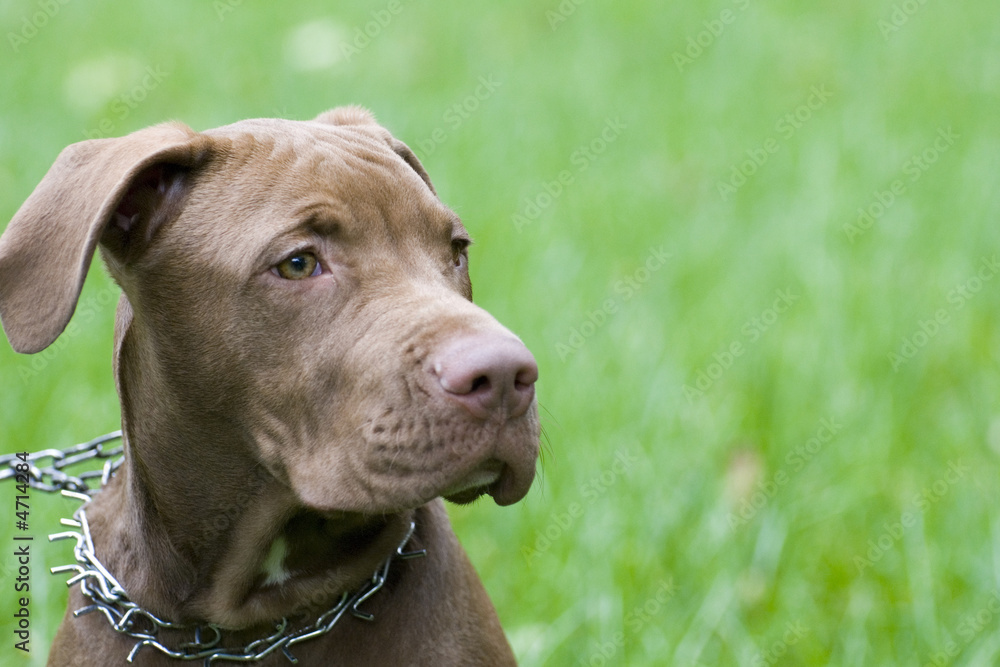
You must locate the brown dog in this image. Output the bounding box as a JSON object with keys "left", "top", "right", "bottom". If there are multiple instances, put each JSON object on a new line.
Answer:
{"left": 0, "top": 107, "right": 539, "bottom": 665}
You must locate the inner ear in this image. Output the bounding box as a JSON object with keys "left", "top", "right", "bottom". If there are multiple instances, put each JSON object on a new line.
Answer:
{"left": 101, "top": 164, "right": 191, "bottom": 262}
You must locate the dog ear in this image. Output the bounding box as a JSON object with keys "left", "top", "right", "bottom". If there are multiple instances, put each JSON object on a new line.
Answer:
{"left": 0, "top": 123, "right": 209, "bottom": 354}
{"left": 313, "top": 105, "right": 379, "bottom": 127}
{"left": 313, "top": 106, "right": 437, "bottom": 195}
{"left": 386, "top": 138, "right": 437, "bottom": 196}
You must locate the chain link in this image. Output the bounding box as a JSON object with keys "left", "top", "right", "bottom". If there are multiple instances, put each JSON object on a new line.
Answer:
{"left": 0, "top": 430, "right": 124, "bottom": 494}
{"left": 5, "top": 432, "right": 427, "bottom": 665}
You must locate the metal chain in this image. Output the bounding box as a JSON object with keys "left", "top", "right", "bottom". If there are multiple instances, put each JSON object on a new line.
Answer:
{"left": 0, "top": 430, "right": 124, "bottom": 494}
{"left": 4, "top": 432, "right": 427, "bottom": 665}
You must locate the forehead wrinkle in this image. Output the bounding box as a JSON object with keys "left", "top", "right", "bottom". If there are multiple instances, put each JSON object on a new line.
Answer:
{"left": 210, "top": 118, "right": 434, "bottom": 213}
{"left": 304, "top": 146, "right": 442, "bottom": 248}
{"left": 187, "top": 119, "right": 454, "bottom": 276}
{"left": 258, "top": 201, "right": 350, "bottom": 253}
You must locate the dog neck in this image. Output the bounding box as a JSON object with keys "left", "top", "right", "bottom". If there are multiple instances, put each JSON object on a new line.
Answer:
{"left": 84, "top": 429, "right": 416, "bottom": 632}
{"left": 82, "top": 298, "right": 415, "bottom": 630}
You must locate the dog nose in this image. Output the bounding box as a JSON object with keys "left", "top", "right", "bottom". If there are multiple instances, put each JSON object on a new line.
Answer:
{"left": 432, "top": 334, "right": 538, "bottom": 420}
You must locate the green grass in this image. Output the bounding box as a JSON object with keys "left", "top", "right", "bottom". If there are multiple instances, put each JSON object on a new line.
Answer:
{"left": 2, "top": 0, "right": 1000, "bottom": 664}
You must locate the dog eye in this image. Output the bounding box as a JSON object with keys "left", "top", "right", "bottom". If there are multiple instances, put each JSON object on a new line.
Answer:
{"left": 273, "top": 252, "right": 320, "bottom": 280}
{"left": 451, "top": 239, "right": 470, "bottom": 269}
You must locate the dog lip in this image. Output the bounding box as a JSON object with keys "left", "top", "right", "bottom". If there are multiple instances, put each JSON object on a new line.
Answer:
{"left": 442, "top": 462, "right": 503, "bottom": 503}
{"left": 485, "top": 459, "right": 536, "bottom": 506}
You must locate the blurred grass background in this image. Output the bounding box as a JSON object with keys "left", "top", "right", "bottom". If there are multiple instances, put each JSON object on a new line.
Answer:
{"left": 1, "top": 0, "right": 999, "bottom": 665}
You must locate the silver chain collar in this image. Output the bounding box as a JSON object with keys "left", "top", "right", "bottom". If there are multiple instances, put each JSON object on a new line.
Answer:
{"left": 1, "top": 432, "right": 427, "bottom": 665}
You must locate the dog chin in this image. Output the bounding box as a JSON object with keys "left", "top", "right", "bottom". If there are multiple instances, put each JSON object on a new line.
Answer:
{"left": 444, "top": 488, "right": 490, "bottom": 505}
{"left": 442, "top": 464, "right": 503, "bottom": 505}
{"left": 440, "top": 461, "right": 536, "bottom": 507}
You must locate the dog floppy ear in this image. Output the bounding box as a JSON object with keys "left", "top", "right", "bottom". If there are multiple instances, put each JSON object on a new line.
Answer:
{"left": 0, "top": 123, "right": 209, "bottom": 354}
{"left": 313, "top": 106, "right": 437, "bottom": 195}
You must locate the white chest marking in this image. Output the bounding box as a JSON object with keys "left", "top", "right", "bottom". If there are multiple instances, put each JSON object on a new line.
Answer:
{"left": 260, "top": 535, "right": 291, "bottom": 586}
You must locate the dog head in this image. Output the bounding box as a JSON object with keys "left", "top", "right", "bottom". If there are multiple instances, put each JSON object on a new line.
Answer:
{"left": 0, "top": 107, "right": 540, "bottom": 516}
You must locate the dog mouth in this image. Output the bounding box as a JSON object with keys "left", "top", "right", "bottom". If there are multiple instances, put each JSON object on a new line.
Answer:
{"left": 285, "top": 411, "right": 540, "bottom": 513}
{"left": 442, "top": 461, "right": 504, "bottom": 505}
